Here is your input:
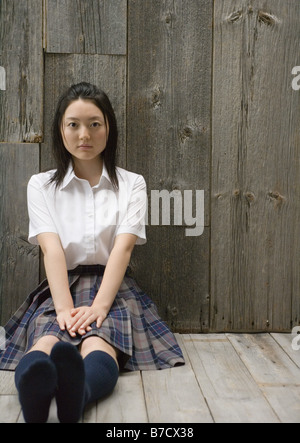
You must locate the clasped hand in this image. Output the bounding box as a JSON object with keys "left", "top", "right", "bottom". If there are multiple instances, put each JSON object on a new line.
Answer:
{"left": 57, "top": 305, "right": 107, "bottom": 338}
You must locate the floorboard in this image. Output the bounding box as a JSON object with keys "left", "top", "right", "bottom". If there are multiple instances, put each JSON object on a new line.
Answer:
{"left": 0, "top": 334, "right": 299, "bottom": 423}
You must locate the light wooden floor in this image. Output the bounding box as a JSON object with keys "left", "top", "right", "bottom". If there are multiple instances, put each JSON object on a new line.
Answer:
{"left": 0, "top": 333, "right": 300, "bottom": 423}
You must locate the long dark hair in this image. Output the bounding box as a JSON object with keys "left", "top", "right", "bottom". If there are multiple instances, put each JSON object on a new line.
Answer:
{"left": 49, "top": 82, "right": 119, "bottom": 189}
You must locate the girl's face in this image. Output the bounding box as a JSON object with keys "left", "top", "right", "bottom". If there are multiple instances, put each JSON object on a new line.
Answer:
{"left": 61, "top": 99, "right": 109, "bottom": 164}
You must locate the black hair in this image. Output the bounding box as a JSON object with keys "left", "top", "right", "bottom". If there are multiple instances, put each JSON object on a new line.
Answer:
{"left": 49, "top": 82, "right": 119, "bottom": 189}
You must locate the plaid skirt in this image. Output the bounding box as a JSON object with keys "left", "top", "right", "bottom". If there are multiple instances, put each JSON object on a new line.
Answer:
{"left": 0, "top": 265, "right": 184, "bottom": 372}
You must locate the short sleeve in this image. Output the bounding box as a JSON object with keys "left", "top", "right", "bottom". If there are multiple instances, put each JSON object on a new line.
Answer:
{"left": 27, "top": 176, "right": 58, "bottom": 245}
{"left": 116, "top": 175, "right": 147, "bottom": 245}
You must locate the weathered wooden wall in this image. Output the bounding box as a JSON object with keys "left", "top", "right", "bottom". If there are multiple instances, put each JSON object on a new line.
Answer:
{"left": 0, "top": 0, "right": 299, "bottom": 332}
{"left": 211, "top": 0, "right": 300, "bottom": 331}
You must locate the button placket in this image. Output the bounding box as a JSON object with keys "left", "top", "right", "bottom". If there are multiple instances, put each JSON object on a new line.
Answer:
{"left": 85, "top": 188, "right": 96, "bottom": 258}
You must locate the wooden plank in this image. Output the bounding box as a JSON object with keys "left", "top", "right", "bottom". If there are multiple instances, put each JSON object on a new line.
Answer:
{"left": 228, "top": 333, "right": 300, "bottom": 422}
{"left": 142, "top": 335, "right": 212, "bottom": 423}
{"left": 227, "top": 333, "right": 300, "bottom": 385}
{"left": 93, "top": 371, "right": 148, "bottom": 423}
{"left": 131, "top": 227, "right": 210, "bottom": 333}
{"left": 0, "top": 144, "right": 40, "bottom": 324}
{"left": 45, "top": 0, "right": 127, "bottom": 55}
{"left": 271, "top": 332, "right": 300, "bottom": 368}
{"left": 0, "top": 371, "right": 16, "bottom": 395}
{"left": 183, "top": 334, "right": 279, "bottom": 423}
{"left": 0, "top": 0, "right": 43, "bottom": 142}
{"left": 211, "top": 0, "right": 300, "bottom": 331}
{"left": 127, "top": 0, "right": 212, "bottom": 332}
{"left": 0, "top": 396, "right": 21, "bottom": 423}
{"left": 142, "top": 366, "right": 213, "bottom": 423}
{"left": 259, "top": 386, "right": 300, "bottom": 423}
{"left": 41, "top": 53, "right": 127, "bottom": 172}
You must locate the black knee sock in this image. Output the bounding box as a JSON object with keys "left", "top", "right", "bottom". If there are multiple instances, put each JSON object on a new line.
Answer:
{"left": 84, "top": 351, "right": 119, "bottom": 405}
{"left": 14, "top": 351, "right": 57, "bottom": 423}
{"left": 50, "top": 342, "right": 85, "bottom": 423}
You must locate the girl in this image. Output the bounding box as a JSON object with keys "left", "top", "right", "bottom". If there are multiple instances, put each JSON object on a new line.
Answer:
{"left": 0, "top": 82, "right": 184, "bottom": 423}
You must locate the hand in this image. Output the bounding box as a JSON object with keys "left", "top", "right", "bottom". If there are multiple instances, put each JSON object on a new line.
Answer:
{"left": 56, "top": 309, "right": 77, "bottom": 338}
{"left": 68, "top": 305, "right": 108, "bottom": 336}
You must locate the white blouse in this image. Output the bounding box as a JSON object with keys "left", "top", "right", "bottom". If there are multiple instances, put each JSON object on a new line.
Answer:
{"left": 27, "top": 164, "right": 147, "bottom": 270}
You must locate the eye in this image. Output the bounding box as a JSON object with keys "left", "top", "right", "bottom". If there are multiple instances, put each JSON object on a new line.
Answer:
{"left": 67, "top": 122, "right": 77, "bottom": 128}
{"left": 90, "top": 122, "right": 101, "bottom": 128}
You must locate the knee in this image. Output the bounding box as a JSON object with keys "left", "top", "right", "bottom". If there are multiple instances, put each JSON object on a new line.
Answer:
{"left": 80, "top": 336, "right": 118, "bottom": 365}
{"left": 28, "top": 335, "right": 60, "bottom": 355}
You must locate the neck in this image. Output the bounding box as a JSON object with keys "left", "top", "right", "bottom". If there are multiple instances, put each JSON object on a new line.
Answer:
{"left": 72, "top": 157, "right": 103, "bottom": 187}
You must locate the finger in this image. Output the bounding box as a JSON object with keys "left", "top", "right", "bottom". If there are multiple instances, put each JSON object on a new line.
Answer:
{"left": 69, "top": 310, "right": 88, "bottom": 329}
{"left": 71, "top": 308, "right": 80, "bottom": 316}
{"left": 70, "top": 309, "right": 85, "bottom": 320}
{"left": 74, "top": 315, "right": 96, "bottom": 332}
{"left": 71, "top": 313, "right": 93, "bottom": 332}
{"left": 67, "top": 328, "right": 77, "bottom": 338}
{"left": 96, "top": 315, "right": 106, "bottom": 328}
{"left": 63, "top": 319, "right": 77, "bottom": 337}
{"left": 57, "top": 318, "right": 66, "bottom": 331}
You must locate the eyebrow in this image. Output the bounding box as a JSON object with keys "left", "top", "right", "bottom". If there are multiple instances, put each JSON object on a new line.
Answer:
{"left": 64, "top": 116, "right": 105, "bottom": 121}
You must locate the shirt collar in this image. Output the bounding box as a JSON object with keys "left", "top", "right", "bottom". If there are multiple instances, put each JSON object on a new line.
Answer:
{"left": 59, "top": 162, "right": 112, "bottom": 190}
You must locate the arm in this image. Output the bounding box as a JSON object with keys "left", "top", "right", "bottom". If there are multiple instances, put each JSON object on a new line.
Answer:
{"left": 69, "top": 233, "right": 137, "bottom": 334}
{"left": 37, "top": 232, "right": 77, "bottom": 337}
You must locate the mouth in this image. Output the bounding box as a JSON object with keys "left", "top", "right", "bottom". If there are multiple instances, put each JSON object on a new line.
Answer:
{"left": 78, "top": 144, "right": 93, "bottom": 150}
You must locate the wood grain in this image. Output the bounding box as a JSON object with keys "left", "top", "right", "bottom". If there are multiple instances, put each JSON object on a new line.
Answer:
{"left": 0, "top": 144, "right": 40, "bottom": 324}
{"left": 127, "top": 0, "right": 212, "bottom": 332}
{"left": 0, "top": 0, "right": 43, "bottom": 142}
{"left": 211, "top": 0, "right": 300, "bottom": 331}
{"left": 45, "top": 0, "right": 127, "bottom": 55}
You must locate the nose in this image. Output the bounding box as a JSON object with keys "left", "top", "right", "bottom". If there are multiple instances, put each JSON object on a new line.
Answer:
{"left": 79, "top": 125, "right": 90, "bottom": 141}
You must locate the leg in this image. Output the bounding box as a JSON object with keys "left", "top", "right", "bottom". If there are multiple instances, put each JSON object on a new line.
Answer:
{"left": 80, "top": 337, "right": 119, "bottom": 405}
{"left": 27, "top": 335, "right": 60, "bottom": 355}
{"left": 15, "top": 335, "right": 59, "bottom": 423}
{"left": 80, "top": 336, "right": 119, "bottom": 365}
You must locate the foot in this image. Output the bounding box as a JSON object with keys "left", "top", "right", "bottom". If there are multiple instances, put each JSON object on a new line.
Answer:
{"left": 17, "top": 359, "right": 57, "bottom": 423}
{"left": 50, "top": 342, "right": 86, "bottom": 423}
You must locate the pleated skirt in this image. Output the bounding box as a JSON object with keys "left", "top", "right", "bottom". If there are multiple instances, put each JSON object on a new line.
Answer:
{"left": 0, "top": 265, "right": 185, "bottom": 372}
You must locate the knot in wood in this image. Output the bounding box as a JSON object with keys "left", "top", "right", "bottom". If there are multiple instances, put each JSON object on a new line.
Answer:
{"left": 268, "top": 191, "right": 284, "bottom": 207}
{"left": 168, "top": 306, "right": 178, "bottom": 317}
{"left": 245, "top": 191, "right": 255, "bottom": 204}
{"left": 179, "top": 126, "right": 193, "bottom": 143}
{"left": 257, "top": 11, "right": 280, "bottom": 26}
{"left": 151, "top": 86, "right": 162, "bottom": 109}
{"left": 227, "top": 10, "right": 243, "bottom": 24}
{"left": 24, "top": 132, "right": 43, "bottom": 143}
{"left": 165, "top": 13, "right": 172, "bottom": 24}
